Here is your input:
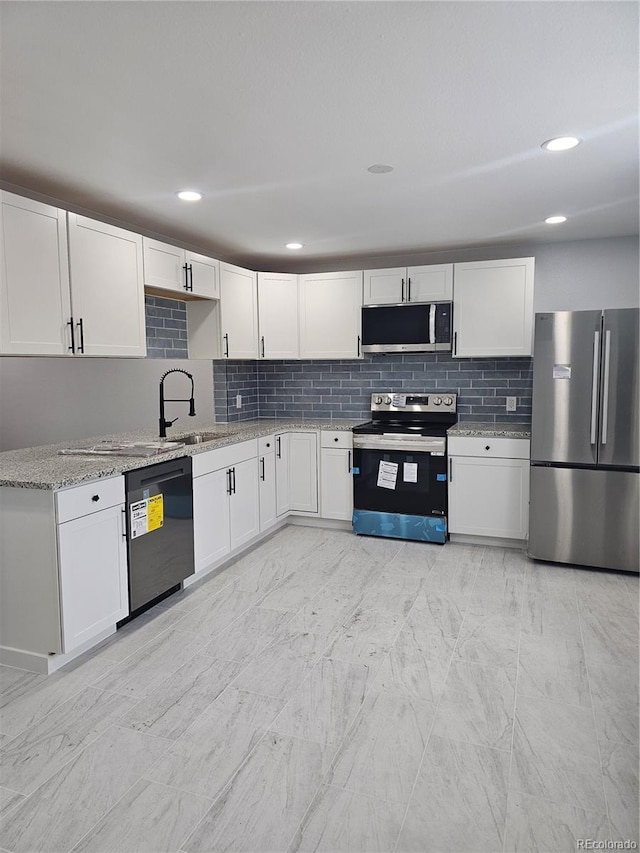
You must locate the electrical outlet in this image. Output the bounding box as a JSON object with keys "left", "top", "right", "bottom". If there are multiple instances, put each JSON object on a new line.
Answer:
{"left": 506, "top": 396, "right": 517, "bottom": 412}
{"left": 236, "top": 394, "right": 242, "bottom": 409}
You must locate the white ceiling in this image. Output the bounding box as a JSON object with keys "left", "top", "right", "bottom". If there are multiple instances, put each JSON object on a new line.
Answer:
{"left": 1, "top": 1, "right": 638, "bottom": 270}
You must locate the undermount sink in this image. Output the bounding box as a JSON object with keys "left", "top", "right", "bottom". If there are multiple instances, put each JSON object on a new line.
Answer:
{"left": 180, "top": 431, "right": 228, "bottom": 445}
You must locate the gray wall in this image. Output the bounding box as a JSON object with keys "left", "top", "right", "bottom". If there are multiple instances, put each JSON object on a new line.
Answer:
{"left": 0, "top": 358, "right": 214, "bottom": 451}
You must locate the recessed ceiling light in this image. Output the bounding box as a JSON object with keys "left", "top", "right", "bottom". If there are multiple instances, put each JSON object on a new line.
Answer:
{"left": 545, "top": 215, "right": 567, "bottom": 224}
{"left": 541, "top": 137, "right": 581, "bottom": 152}
{"left": 367, "top": 164, "right": 394, "bottom": 174}
{"left": 285, "top": 242, "right": 303, "bottom": 250}
{"left": 177, "top": 190, "right": 202, "bottom": 201}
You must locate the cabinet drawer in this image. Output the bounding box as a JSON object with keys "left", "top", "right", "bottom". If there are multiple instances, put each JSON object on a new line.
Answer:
{"left": 56, "top": 476, "right": 125, "bottom": 523}
{"left": 321, "top": 430, "right": 353, "bottom": 449}
{"left": 448, "top": 436, "right": 530, "bottom": 459}
{"left": 192, "top": 439, "right": 258, "bottom": 477}
{"left": 258, "top": 435, "right": 276, "bottom": 455}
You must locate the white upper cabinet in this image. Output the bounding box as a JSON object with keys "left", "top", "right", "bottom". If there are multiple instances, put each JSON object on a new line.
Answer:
{"left": 220, "top": 262, "right": 259, "bottom": 359}
{"left": 67, "top": 214, "right": 146, "bottom": 357}
{"left": 186, "top": 250, "right": 219, "bottom": 299}
{"left": 257, "top": 272, "right": 299, "bottom": 359}
{"left": 298, "top": 271, "right": 363, "bottom": 359}
{"left": 0, "top": 191, "right": 72, "bottom": 355}
{"left": 453, "top": 257, "right": 535, "bottom": 358}
{"left": 143, "top": 238, "right": 219, "bottom": 300}
{"left": 363, "top": 264, "right": 453, "bottom": 305}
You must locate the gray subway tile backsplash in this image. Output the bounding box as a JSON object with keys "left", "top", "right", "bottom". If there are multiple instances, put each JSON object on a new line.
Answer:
{"left": 211, "top": 353, "right": 533, "bottom": 424}
{"left": 145, "top": 295, "right": 188, "bottom": 359}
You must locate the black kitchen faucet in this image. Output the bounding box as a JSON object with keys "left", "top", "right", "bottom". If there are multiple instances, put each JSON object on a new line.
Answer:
{"left": 159, "top": 369, "right": 196, "bottom": 438}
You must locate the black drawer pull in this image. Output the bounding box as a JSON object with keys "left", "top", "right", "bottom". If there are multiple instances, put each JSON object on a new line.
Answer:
{"left": 485, "top": 445, "right": 491, "bottom": 451}
{"left": 91, "top": 495, "right": 100, "bottom": 502}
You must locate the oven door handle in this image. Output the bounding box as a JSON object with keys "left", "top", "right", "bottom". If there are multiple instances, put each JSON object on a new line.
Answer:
{"left": 353, "top": 437, "right": 446, "bottom": 452}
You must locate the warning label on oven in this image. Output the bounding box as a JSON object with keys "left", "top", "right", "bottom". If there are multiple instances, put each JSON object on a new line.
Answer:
{"left": 130, "top": 494, "right": 164, "bottom": 538}
{"left": 377, "top": 460, "right": 398, "bottom": 489}
{"left": 403, "top": 462, "right": 418, "bottom": 482}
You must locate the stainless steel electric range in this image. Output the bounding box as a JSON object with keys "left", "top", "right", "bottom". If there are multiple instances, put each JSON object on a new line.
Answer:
{"left": 352, "top": 392, "right": 457, "bottom": 544}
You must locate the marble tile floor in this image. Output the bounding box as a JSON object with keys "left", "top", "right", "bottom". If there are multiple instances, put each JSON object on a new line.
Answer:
{"left": 0, "top": 525, "right": 638, "bottom": 853}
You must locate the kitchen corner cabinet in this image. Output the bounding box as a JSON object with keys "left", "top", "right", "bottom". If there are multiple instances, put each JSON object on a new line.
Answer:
{"left": 320, "top": 431, "right": 353, "bottom": 520}
{"left": 452, "top": 257, "right": 535, "bottom": 358}
{"left": 0, "top": 477, "right": 128, "bottom": 662}
{"left": 298, "top": 271, "right": 363, "bottom": 359}
{"left": 275, "top": 432, "right": 290, "bottom": 517}
{"left": 0, "top": 191, "right": 72, "bottom": 355}
{"left": 257, "top": 272, "right": 299, "bottom": 359}
{"left": 220, "top": 262, "right": 259, "bottom": 358}
{"left": 67, "top": 214, "right": 147, "bottom": 356}
{"left": 192, "top": 439, "right": 260, "bottom": 575}
{"left": 363, "top": 264, "right": 453, "bottom": 305}
{"left": 448, "top": 437, "right": 530, "bottom": 540}
{"left": 143, "top": 237, "right": 219, "bottom": 299}
{"left": 258, "top": 436, "right": 277, "bottom": 531}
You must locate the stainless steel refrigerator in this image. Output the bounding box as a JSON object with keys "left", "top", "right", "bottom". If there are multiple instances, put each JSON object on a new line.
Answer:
{"left": 529, "top": 308, "right": 639, "bottom": 573}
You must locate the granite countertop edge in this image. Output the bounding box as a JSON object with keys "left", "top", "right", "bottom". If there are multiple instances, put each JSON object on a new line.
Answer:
{"left": 0, "top": 418, "right": 364, "bottom": 490}
{"left": 447, "top": 422, "right": 532, "bottom": 439}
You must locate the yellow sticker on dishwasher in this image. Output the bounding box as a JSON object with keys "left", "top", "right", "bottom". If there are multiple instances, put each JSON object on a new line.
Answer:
{"left": 147, "top": 494, "right": 164, "bottom": 531}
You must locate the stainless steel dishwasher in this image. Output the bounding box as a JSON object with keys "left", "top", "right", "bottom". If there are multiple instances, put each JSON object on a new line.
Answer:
{"left": 123, "top": 456, "right": 194, "bottom": 618}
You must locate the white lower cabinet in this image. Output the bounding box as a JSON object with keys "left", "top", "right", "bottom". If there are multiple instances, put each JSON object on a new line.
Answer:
{"left": 57, "top": 503, "right": 129, "bottom": 652}
{"left": 192, "top": 440, "right": 259, "bottom": 575}
{"left": 275, "top": 432, "right": 290, "bottom": 517}
{"left": 320, "top": 431, "right": 353, "bottom": 521}
{"left": 448, "top": 437, "right": 530, "bottom": 540}
{"left": 258, "top": 436, "right": 277, "bottom": 531}
{"left": 289, "top": 432, "right": 318, "bottom": 514}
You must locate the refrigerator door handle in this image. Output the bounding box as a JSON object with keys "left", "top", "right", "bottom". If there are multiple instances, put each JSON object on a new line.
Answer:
{"left": 601, "top": 329, "right": 611, "bottom": 445}
{"left": 590, "top": 330, "right": 600, "bottom": 444}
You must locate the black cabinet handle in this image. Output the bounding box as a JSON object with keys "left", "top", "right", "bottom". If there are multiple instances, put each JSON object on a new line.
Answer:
{"left": 67, "top": 317, "right": 76, "bottom": 353}
{"left": 188, "top": 264, "right": 193, "bottom": 292}
{"left": 266, "top": 442, "right": 271, "bottom": 448}
{"left": 227, "top": 468, "right": 232, "bottom": 495}
{"left": 347, "top": 450, "right": 351, "bottom": 473}
{"left": 407, "top": 277, "right": 411, "bottom": 302}
{"left": 485, "top": 445, "right": 491, "bottom": 451}
{"left": 276, "top": 436, "right": 281, "bottom": 458}
{"left": 260, "top": 457, "right": 265, "bottom": 481}
{"left": 357, "top": 335, "right": 361, "bottom": 357}
{"left": 449, "top": 458, "right": 453, "bottom": 481}
{"left": 77, "top": 318, "right": 85, "bottom": 353}
{"left": 453, "top": 331, "right": 457, "bottom": 356}
{"left": 121, "top": 508, "right": 127, "bottom": 539}
{"left": 91, "top": 494, "right": 100, "bottom": 502}
{"left": 261, "top": 336, "right": 265, "bottom": 358}
{"left": 183, "top": 263, "right": 189, "bottom": 291}
{"left": 231, "top": 467, "right": 236, "bottom": 494}
{"left": 401, "top": 278, "right": 405, "bottom": 302}
{"left": 223, "top": 333, "right": 229, "bottom": 358}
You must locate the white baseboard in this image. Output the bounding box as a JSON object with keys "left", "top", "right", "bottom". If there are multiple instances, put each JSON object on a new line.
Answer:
{"left": 449, "top": 533, "right": 527, "bottom": 550}
{"left": 0, "top": 626, "right": 115, "bottom": 674}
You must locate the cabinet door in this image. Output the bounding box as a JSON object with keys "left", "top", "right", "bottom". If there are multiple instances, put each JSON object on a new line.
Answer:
{"left": 0, "top": 191, "right": 72, "bottom": 354}
{"left": 453, "top": 257, "right": 535, "bottom": 358}
{"left": 448, "top": 456, "right": 529, "bottom": 539}
{"left": 68, "top": 214, "right": 146, "bottom": 357}
{"left": 363, "top": 268, "right": 405, "bottom": 305}
{"left": 320, "top": 447, "right": 353, "bottom": 520}
{"left": 229, "top": 457, "right": 260, "bottom": 550}
{"left": 142, "top": 238, "right": 185, "bottom": 294}
{"left": 299, "top": 271, "right": 363, "bottom": 359}
{"left": 57, "top": 504, "right": 129, "bottom": 652}
{"left": 259, "top": 451, "right": 277, "bottom": 531}
{"left": 408, "top": 264, "right": 453, "bottom": 302}
{"left": 186, "top": 251, "right": 220, "bottom": 300}
{"left": 275, "top": 432, "right": 290, "bottom": 517}
{"left": 193, "top": 468, "right": 231, "bottom": 573}
{"left": 289, "top": 432, "right": 318, "bottom": 513}
{"left": 220, "top": 262, "right": 259, "bottom": 358}
{"left": 257, "top": 272, "right": 299, "bottom": 359}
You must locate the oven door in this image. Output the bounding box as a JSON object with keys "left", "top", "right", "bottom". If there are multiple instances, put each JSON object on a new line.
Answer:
{"left": 352, "top": 436, "right": 448, "bottom": 543}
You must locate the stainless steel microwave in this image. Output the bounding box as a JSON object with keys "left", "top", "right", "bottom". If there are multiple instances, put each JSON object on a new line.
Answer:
{"left": 361, "top": 301, "right": 453, "bottom": 353}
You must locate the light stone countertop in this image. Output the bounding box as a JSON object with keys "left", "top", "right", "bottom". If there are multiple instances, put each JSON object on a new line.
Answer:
{"left": 448, "top": 422, "right": 531, "bottom": 439}
{"left": 0, "top": 419, "right": 364, "bottom": 490}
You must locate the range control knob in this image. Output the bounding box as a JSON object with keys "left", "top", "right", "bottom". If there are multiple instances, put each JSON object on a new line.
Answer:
{"left": 432, "top": 396, "right": 442, "bottom": 406}
{"left": 442, "top": 396, "right": 453, "bottom": 406}
{"left": 384, "top": 396, "right": 392, "bottom": 405}
{"left": 373, "top": 396, "right": 383, "bottom": 405}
